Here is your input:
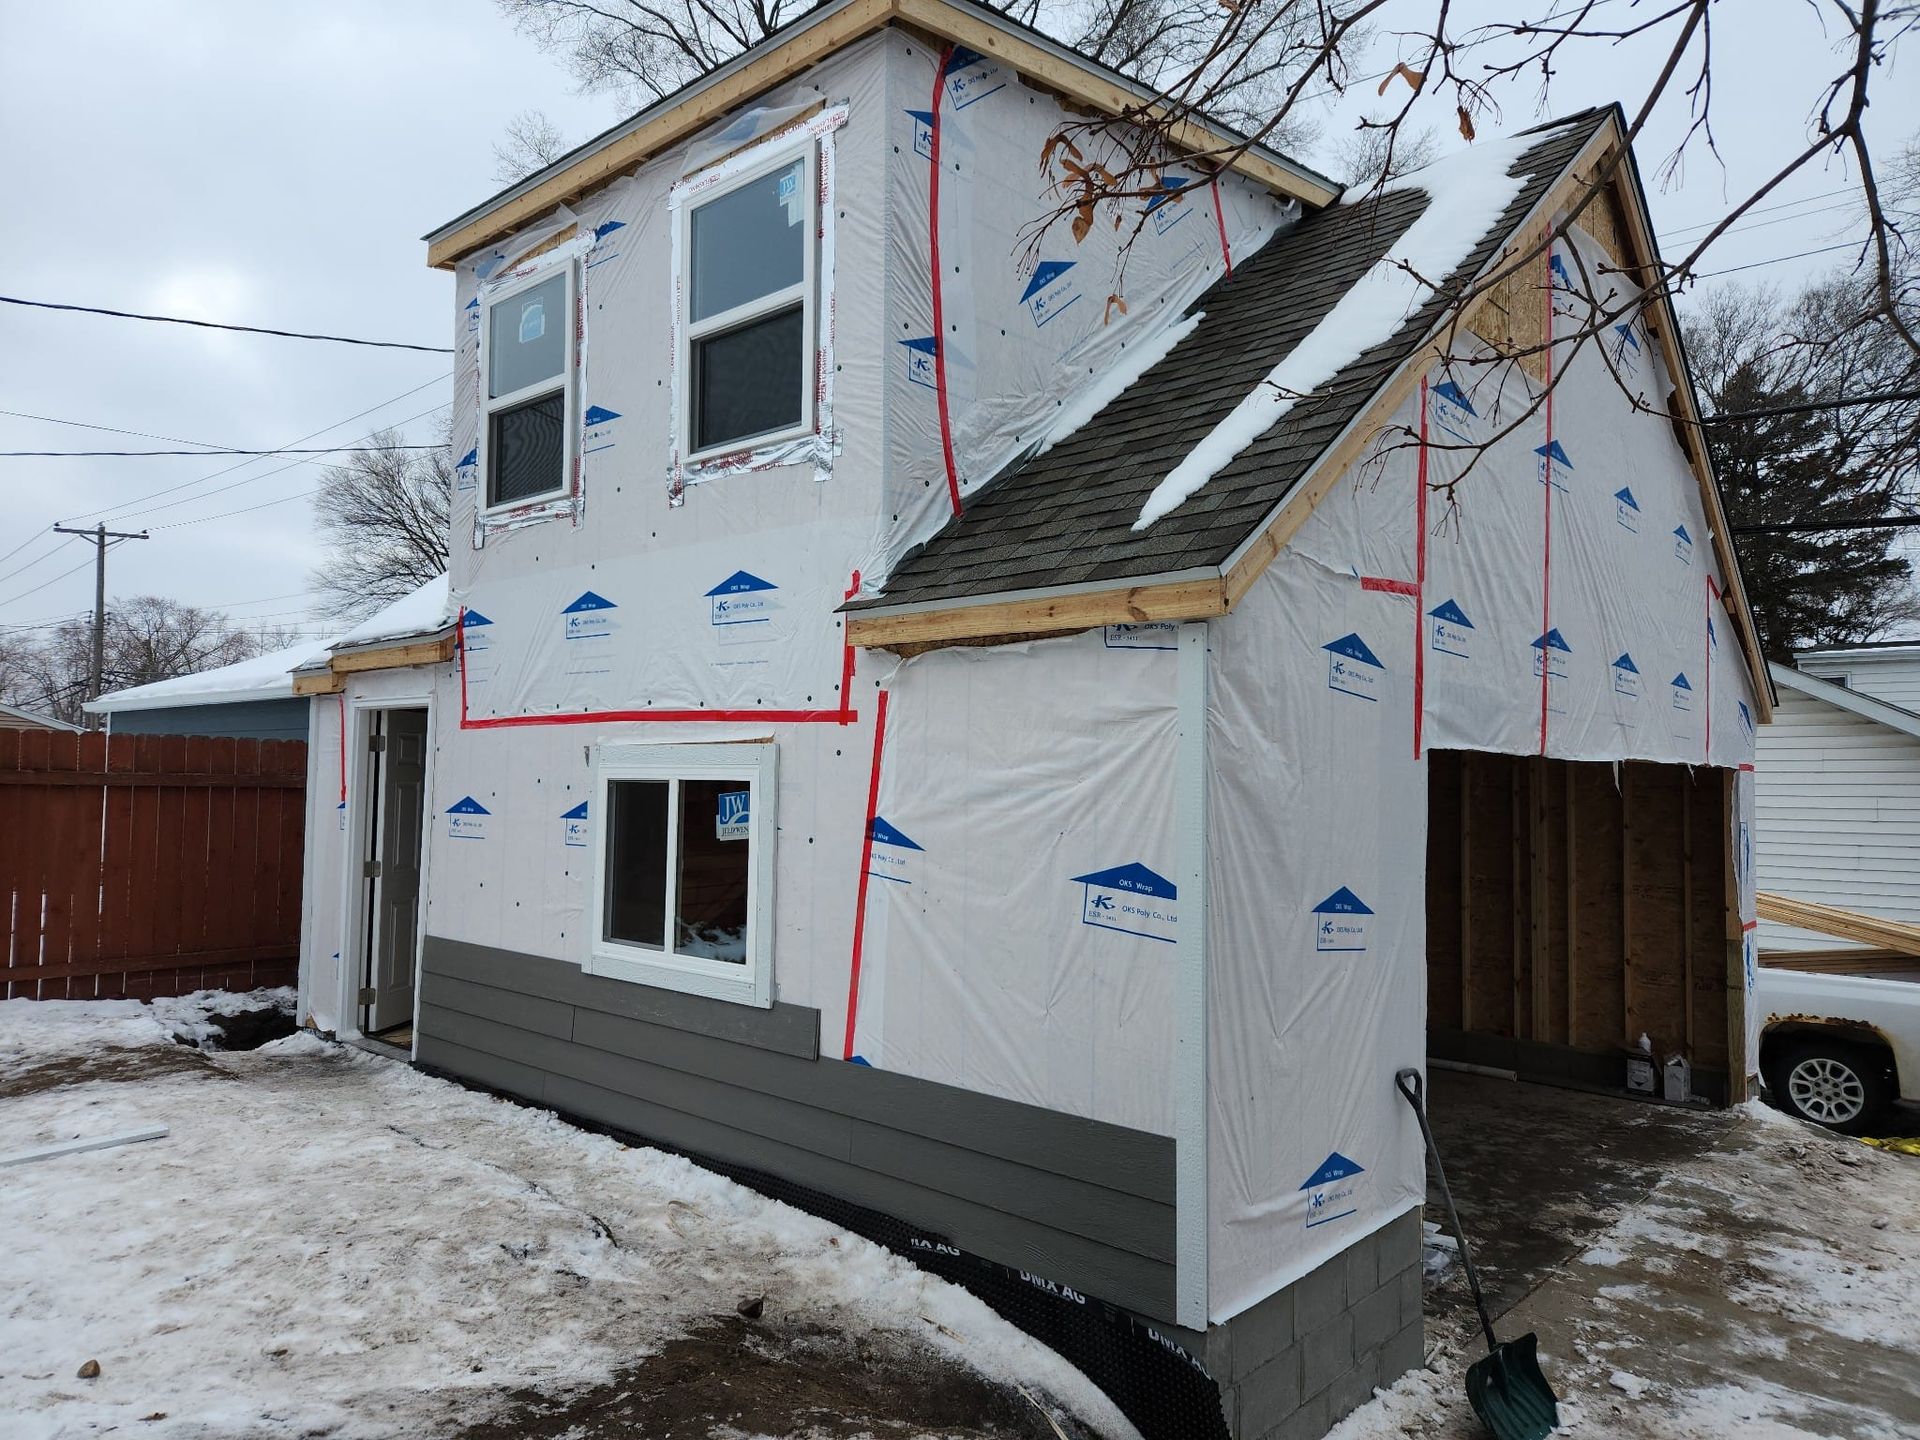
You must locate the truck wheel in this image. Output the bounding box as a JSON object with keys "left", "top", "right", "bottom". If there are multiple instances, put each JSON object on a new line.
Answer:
{"left": 1767, "top": 1038, "right": 1892, "bottom": 1135}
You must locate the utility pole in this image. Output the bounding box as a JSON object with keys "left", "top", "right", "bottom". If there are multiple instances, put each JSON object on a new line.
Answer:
{"left": 50, "top": 522, "right": 148, "bottom": 726}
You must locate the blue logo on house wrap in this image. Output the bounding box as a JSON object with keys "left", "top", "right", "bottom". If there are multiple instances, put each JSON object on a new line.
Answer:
{"left": 1429, "top": 598, "right": 1473, "bottom": 659}
{"left": 1532, "top": 628, "right": 1571, "bottom": 678}
{"left": 906, "top": 108, "right": 935, "bottom": 159}
{"left": 1071, "top": 862, "right": 1178, "bottom": 943}
{"left": 461, "top": 608, "right": 494, "bottom": 655}
{"left": 868, "top": 816, "right": 923, "bottom": 885}
{"left": 583, "top": 404, "right": 622, "bottom": 455}
{"left": 593, "top": 219, "right": 625, "bottom": 241}
{"left": 716, "top": 790, "right": 750, "bottom": 841}
{"left": 1105, "top": 622, "right": 1179, "bottom": 651}
{"left": 1313, "top": 887, "right": 1373, "bottom": 953}
{"left": 1613, "top": 652, "right": 1641, "bottom": 698}
{"left": 562, "top": 591, "right": 617, "bottom": 641}
{"left": 1535, "top": 438, "right": 1572, "bottom": 491}
{"left": 1674, "top": 524, "right": 1694, "bottom": 564}
{"left": 1324, "top": 632, "right": 1384, "bottom": 700}
{"left": 900, "top": 335, "right": 938, "bottom": 388}
{"left": 1612, "top": 321, "right": 1642, "bottom": 375}
{"left": 1145, "top": 175, "right": 1195, "bottom": 234}
{"left": 447, "top": 795, "right": 490, "bottom": 841}
{"left": 1548, "top": 252, "right": 1573, "bottom": 289}
{"left": 942, "top": 45, "right": 1006, "bottom": 108}
{"left": 455, "top": 445, "right": 478, "bottom": 493}
{"left": 707, "top": 570, "right": 778, "bottom": 627}
{"left": 561, "top": 800, "right": 588, "bottom": 848}
{"left": 465, "top": 296, "right": 480, "bottom": 333}
{"left": 1301, "top": 1151, "right": 1365, "bottom": 1229}
{"left": 1738, "top": 699, "right": 1754, "bottom": 737}
{"left": 1671, "top": 672, "right": 1693, "bottom": 711}
{"left": 1432, "top": 379, "right": 1478, "bottom": 443}
{"left": 1022, "top": 260, "right": 1080, "bottom": 328}
{"left": 1615, "top": 486, "right": 1641, "bottom": 532}
{"left": 587, "top": 219, "right": 626, "bottom": 269}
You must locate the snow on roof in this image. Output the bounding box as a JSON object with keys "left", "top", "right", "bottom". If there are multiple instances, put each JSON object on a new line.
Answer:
{"left": 1133, "top": 131, "right": 1542, "bottom": 530}
{"left": 330, "top": 574, "right": 453, "bottom": 651}
{"left": 86, "top": 638, "right": 333, "bottom": 714}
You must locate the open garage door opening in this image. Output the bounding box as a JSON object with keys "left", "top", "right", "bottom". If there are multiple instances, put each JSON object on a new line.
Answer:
{"left": 1426, "top": 750, "right": 1749, "bottom": 1106}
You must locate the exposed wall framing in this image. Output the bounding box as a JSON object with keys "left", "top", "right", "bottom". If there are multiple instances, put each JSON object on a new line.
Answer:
{"left": 1427, "top": 749, "right": 1743, "bottom": 1096}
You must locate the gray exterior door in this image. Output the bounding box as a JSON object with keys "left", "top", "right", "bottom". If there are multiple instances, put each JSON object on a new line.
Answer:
{"left": 369, "top": 708, "right": 428, "bottom": 1033}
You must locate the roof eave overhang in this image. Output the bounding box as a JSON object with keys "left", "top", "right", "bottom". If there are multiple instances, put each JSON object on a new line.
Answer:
{"left": 423, "top": 0, "right": 1339, "bottom": 270}
{"left": 290, "top": 628, "right": 458, "bottom": 697}
{"left": 1769, "top": 661, "right": 1920, "bottom": 740}
{"left": 844, "top": 566, "right": 1228, "bottom": 648}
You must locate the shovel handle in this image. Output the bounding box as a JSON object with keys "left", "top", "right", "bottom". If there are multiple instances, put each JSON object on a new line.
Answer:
{"left": 1396, "top": 1066, "right": 1501, "bottom": 1356}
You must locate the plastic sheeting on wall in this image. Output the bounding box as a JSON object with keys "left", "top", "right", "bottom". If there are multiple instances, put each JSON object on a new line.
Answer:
{"left": 1203, "top": 227, "right": 1759, "bottom": 1323}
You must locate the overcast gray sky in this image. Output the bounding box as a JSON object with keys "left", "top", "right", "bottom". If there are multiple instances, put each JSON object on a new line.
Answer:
{"left": 1, "top": 0, "right": 1913, "bottom": 647}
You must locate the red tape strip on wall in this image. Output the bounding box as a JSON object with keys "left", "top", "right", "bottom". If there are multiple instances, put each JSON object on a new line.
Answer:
{"left": 842, "top": 687, "right": 891, "bottom": 1061}
{"left": 929, "top": 46, "right": 963, "bottom": 518}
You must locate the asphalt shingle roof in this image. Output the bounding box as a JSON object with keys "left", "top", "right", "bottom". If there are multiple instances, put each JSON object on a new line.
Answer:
{"left": 857, "top": 109, "right": 1611, "bottom": 612}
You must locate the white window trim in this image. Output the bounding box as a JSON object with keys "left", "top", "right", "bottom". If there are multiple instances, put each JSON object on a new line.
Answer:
{"left": 676, "top": 138, "right": 817, "bottom": 464}
{"left": 587, "top": 742, "right": 777, "bottom": 1008}
{"left": 478, "top": 260, "right": 578, "bottom": 516}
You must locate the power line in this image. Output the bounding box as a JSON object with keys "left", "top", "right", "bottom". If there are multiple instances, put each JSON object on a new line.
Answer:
{"left": 1734, "top": 516, "right": 1920, "bottom": 534}
{"left": 0, "top": 535, "right": 78, "bottom": 592}
{"left": 0, "top": 408, "right": 237, "bottom": 451}
{"left": 0, "top": 553, "right": 101, "bottom": 611}
{"left": 1691, "top": 241, "right": 1859, "bottom": 279}
{"left": 1657, "top": 188, "right": 1854, "bottom": 241}
{"left": 0, "top": 294, "right": 454, "bottom": 354}
{"left": 3, "top": 443, "right": 445, "bottom": 458}
{"left": 1701, "top": 388, "right": 1920, "bottom": 423}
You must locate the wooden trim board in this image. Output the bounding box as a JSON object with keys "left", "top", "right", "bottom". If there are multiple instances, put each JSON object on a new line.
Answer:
{"left": 1756, "top": 892, "right": 1920, "bottom": 957}
{"left": 846, "top": 577, "right": 1228, "bottom": 649}
{"left": 426, "top": 0, "right": 1336, "bottom": 270}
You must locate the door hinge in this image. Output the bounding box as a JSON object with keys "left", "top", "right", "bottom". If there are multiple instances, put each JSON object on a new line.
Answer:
{"left": 357, "top": 986, "right": 377, "bottom": 1007}
{"left": 362, "top": 859, "right": 382, "bottom": 879}
{"left": 368, "top": 734, "right": 387, "bottom": 753}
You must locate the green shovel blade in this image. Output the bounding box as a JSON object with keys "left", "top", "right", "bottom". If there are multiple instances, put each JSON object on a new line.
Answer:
{"left": 1464, "top": 1332, "right": 1560, "bottom": 1440}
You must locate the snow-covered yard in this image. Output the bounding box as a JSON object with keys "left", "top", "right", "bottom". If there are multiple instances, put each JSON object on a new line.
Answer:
{"left": 0, "top": 997, "right": 1136, "bottom": 1440}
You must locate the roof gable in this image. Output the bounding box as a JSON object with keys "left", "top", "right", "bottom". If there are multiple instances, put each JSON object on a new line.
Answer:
{"left": 1771, "top": 661, "right": 1920, "bottom": 741}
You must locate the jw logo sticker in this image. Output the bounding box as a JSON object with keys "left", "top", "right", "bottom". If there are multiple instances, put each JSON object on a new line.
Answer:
{"left": 447, "top": 796, "right": 490, "bottom": 841}
{"left": 1615, "top": 486, "right": 1641, "bottom": 533}
{"left": 1104, "top": 622, "right": 1178, "bottom": 651}
{"left": 1613, "top": 652, "right": 1641, "bottom": 699}
{"left": 562, "top": 591, "right": 618, "bottom": 641}
{"left": 518, "top": 297, "right": 546, "bottom": 345}
{"left": 1021, "top": 260, "right": 1081, "bottom": 328}
{"left": 1674, "top": 525, "right": 1694, "bottom": 565}
{"left": 562, "top": 800, "right": 589, "bottom": 848}
{"left": 900, "top": 336, "right": 938, "bottom": 389}
{"left": 868, "top": 816, "right": 923, "bottom": 885}
{"left": 1313, "top": 887, "right": 1374, "bottom": 953}
{"left": 1535, "top": 438, "right": 1572, "bottom": 492}
{"left": 1324, "top": 632, "right": 1384, "bottom": 701}
{"left": 1301, "top": 1151, "right": 1365, "bottom": 1230}
{"left": 1144, "top": 175, "right": 1195, "bottom": 235}
{"left": 1671, "top": 672, "right": 1694, "bottom": 712}
{"left": 943, "top": 46, "right": 1006, "bottom": 109}
{"left": 906, "top": 108, "right": 935, "bottom": 160}
{"left": 1070, "top": 862, "right": 1178, "bottom": 944}
{"left": 1428, "top": 598, "right": 1474, "bottom": 659}
{"left": 455, "top": 446, "right": 478, "bottom": 493}
{"left": 716, "top": 790, "right": 751, "bottom": 842}
{"left": 583, "top": 404, "right": 622, "bottom": 455}
{"left": 1431, "top": 380, "right": 1479, "bottom": 444}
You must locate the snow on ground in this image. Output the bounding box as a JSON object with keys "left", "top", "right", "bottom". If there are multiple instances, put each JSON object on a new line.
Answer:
{"left": 1132, "top": 133, "right": 1540, "bottom": 530}
{"left": 146, "top": 985, "right": 295, "bottom": 1046}
{"left": 1326, "top": 1098, "right": 1920, "bottom": 1440}
{"left": 0, "top": 999, "right": 1139, "bottom": 1440}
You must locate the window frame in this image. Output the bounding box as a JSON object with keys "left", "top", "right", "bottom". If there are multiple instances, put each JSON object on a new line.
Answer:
{"left": 676, "top": 138, "right": 817, "bottom": 463}
{"left": 587, "top": 741, "right": 778, "bottom": 1008}
{"left": 478, "top": 261, "right": 578, "bottom": 514}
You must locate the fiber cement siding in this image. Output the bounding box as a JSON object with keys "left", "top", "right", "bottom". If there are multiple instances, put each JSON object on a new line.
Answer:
{"left": 417, "top": 936, "right": 1178, "bottom": 1319}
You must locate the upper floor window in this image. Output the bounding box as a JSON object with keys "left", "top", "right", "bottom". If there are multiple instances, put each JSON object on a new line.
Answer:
{"left": 482, "top": 265, "right": 575, "bottom": 510}
{"left": 679, "top": 144, "right": 815, "bottom": 460}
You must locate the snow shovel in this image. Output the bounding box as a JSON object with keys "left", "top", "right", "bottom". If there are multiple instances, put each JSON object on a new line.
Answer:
{"left": 1395, "top": 1068, "right": 1560, "bottom": 1440}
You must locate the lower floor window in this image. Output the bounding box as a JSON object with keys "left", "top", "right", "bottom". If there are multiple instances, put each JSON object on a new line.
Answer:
{"left": 589, "top": 743, "right": 775, "bottom": 1006}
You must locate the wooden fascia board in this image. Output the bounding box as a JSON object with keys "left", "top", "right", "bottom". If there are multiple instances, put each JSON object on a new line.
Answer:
{"left": 1597, "top": 140, "right": 1774, "bottom": 722}
{"left": 327, "top": 634, "right": 457, "bottom": 676}
{"left": 426, "top": 0, "right": 1335, "bottom": 270}
{"left": 846, "top": 576, "right": 1228, "bottom": 648}
{"left": 292, "top": 670, "right": 345, "bottom": 697}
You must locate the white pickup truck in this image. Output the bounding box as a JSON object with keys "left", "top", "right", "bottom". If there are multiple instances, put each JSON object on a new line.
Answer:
{"left": 1757, "top": 964, "right": 1920, "bottom": 1132}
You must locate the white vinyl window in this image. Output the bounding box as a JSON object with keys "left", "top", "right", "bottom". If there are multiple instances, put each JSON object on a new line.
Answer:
{"left": 480, "top": 263, "right": 576, "bottom": 510}
{"left": 678, "top": 142, "right": 816, "bottom": 460}
{"left": 588, "top": 742, "right": 777, "bottom": 1007}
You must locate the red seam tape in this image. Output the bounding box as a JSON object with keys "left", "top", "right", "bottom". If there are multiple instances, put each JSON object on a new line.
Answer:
{"left": 843, "top": 687, "right": 890, "bottom": 1061}
{"left": 1539, "top": 249, "right": 1556, "bottom": 757}
{"left": 1414, "top": 376, "right": 1429, "bottom": 761}
{"left": 1209, "top": 175, "right": 1233, "bottom": 278}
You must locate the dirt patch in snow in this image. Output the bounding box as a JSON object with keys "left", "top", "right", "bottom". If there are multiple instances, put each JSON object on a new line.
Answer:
{"left": 454, "top": 1315, "right": 1089, "bottom": 1440}
{"left": 0, "top": 1043, "right": 225, "bottom": 1100}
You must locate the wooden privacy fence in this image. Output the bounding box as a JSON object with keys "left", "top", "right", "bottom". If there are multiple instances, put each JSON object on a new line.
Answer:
{"left": 1, "top": 729, "right": 307, "bottom": 1000}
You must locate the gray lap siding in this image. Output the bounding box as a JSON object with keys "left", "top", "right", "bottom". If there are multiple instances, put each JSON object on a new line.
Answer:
{"left": 415, "top": 936, "right": 1178, "bottom": 1319}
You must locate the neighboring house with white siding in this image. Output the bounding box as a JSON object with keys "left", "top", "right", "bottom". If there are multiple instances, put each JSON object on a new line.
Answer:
{"left": 1755, "top": 657, "right": 1920, "bottom": 955}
